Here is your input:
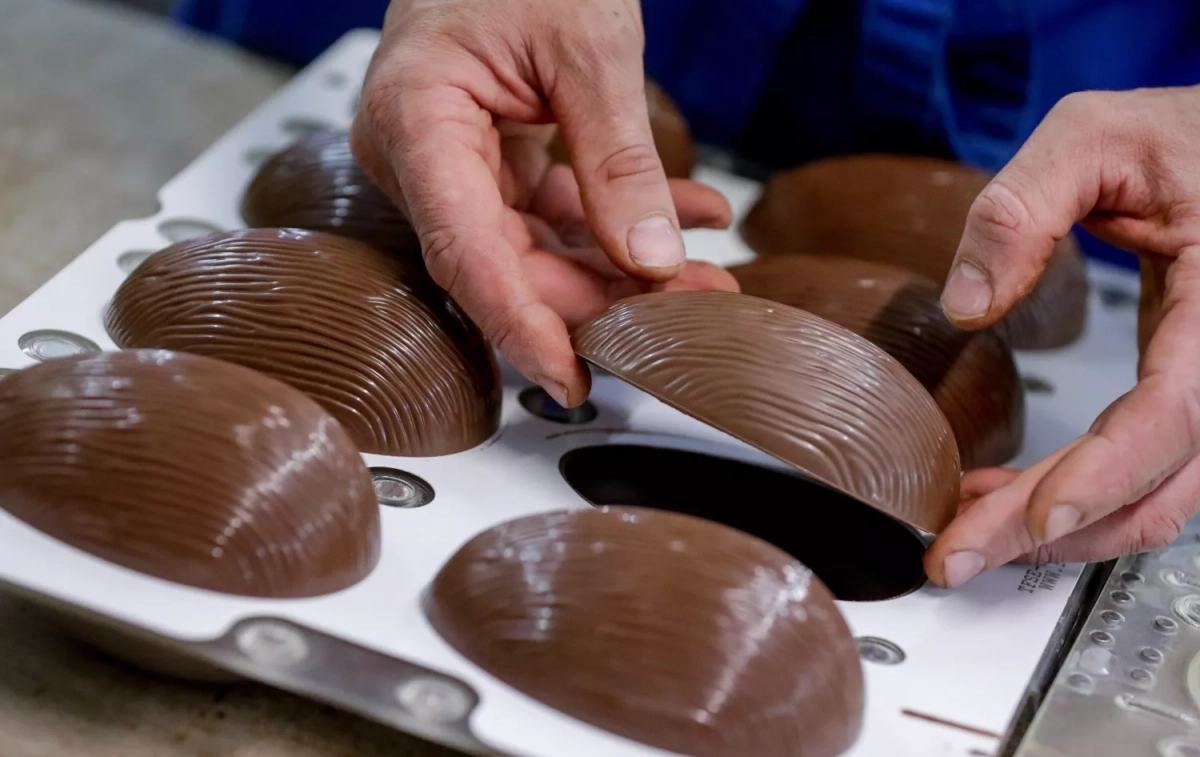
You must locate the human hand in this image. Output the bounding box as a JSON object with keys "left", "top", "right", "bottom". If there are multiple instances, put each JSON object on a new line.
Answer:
{"left": 349, "top": 0, "right": 737, "bottom": 408}
{"left": 926, "top": 85, "right": 1200, "bottom": 588}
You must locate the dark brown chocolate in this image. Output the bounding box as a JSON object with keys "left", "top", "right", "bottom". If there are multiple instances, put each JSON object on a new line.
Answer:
{"left": 729, "top": 255, "right": 1024, "bottom": 469}
{"left": 105, "top": 228, "right": 502, "bottom": 457}
{"left": 0, "top": 350, "right": 380, "bottom": 598}
{"left": 242, "top": 130, "right": 421, "bottom": 258}
{"left": 549, "top": 79, "right": 695, "bottom": 179}
{"left": 739, "top": 154, "right": 1089, "bottom": 350}
{"left": 425, "top": 507, "right": 863, "bottom": 757}
{"left": 573, "top": 291, "right": 961, "bottom": 535}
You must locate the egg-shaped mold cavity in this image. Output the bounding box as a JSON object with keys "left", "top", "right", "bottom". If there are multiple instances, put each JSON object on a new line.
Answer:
{"left": 105, "top": 228, "right": 502, "bottom": 457}
{"left": 548, "top": 79, "right": 694, "bottom": 179}
{"left": 739, "top": 154, "right": 1089, "bottom": 350}
{"left": 560, "top": 444, "right": 927, "bottom": 600}
{"left": 573, "top": 291, "right": 961, "bottom": 537}
{"left": 0, "top": 350, "right": 380, "bottom": 598}
{"left": 241, "top": 130, "right": 421, "bottom": 258}
{"left": 425, "top": 507, "right": 864, "bottom": 757}
{"left": 729, "top": 255, "right": 1024, "bottom": 469}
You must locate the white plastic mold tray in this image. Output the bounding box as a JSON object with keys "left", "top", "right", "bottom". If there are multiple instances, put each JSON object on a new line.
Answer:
{"left": 0, "top": 28, "right": 1146, "bottom": 757}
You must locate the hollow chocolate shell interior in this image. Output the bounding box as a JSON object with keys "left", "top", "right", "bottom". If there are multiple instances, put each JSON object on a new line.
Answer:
{"left": 0, "top": 350, "right": 380, "bottom": 598}
{"left": 572, "top": 290, "right": 961, "bottom": 537}
{"left": 242, "top": 130, "right": 420, "bottom": 258}
{"left": 738, "top": 153, "right": 1089, "bottom": 350}
{"left": 105, "top": 228, "right": 502, "bottom": 457}
{"left": 729, "top": 254, "right": 1025, "bottom": 469}
{"left": 425, "top": 507, "right": 864, "bottom": 757}
{"left": 548, "top": 79, "right": 695, "bottom": 178}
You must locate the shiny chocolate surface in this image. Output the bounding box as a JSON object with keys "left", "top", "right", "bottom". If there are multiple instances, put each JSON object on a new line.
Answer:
{"left": 0, "top": 350, "right": 380, "bottom": 597}
{"left": 425, "top": 507, "right": 864, "bottom": 757}
{"left": 730, "top": 255, "right": 1024, "bottom": 469}
{"left": 106, "top": 228, "right": 501, "bottom": 457}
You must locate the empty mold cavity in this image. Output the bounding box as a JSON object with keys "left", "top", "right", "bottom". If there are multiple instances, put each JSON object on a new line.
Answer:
{"left": 106, "top": 228, "right": 501, "bottom": 457}
{"left": 158, "top": 218, "right": 222, "bottom": 243}
{"left": 425, "top": 507, "right": 864, "bottom": 757}
{"left": 240, "top": 130, "right": 420, "bottom": 258}
{"left": 117, "top": 250, "right": 154, "bottom": 274}
{"left": 18, "top": 330, "right": 100, "bottom": 361}
{"left": 370, "top": 467, "right": 435, "bottom": 509}
{"left": 518, "top": 386, "right": 598, "bottom": 425}
{"left": 560, "top": 444, "right": 926, "bottom": 601}
{"left": 0, "top": 350, "right": 381, "bottom": 597}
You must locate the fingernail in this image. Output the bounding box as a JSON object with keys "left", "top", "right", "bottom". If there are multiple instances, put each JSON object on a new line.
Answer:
{"left": 534, "top": 375, "right": 571, "bottom": 408}
{"left": 943, "top": 550, "right": 986, "bottom": 589}
{"left": 941, "top": 261, "right": 993, "bottom": 319}
{"left": 1043, "top": 504, "right": 1082, "bottom": 543}
{"left": 628, "top": 214, "right": 685, "bottom": 268}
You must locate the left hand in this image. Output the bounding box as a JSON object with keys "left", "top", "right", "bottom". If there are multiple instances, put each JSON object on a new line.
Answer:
{"left": 924, "top": 85, "right": 1200, "bottom": 588}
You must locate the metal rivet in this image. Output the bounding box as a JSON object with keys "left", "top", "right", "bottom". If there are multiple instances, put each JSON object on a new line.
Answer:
{"left": 370, "top": 467, "right": 435, "bottom": 509}
{"left": 1090, "top": 630, "right": 1115, "bottom": 646}
{"left": 1100, "top": 610, "right": 1125, "bottom": 627}
{"left": 1155, "top": 616, "right": 1180, "bottom": 634}
{"left": 856, "top": 637, "right": 905, "bottom": 665}
{"left": 1141, "top": 647, "right": 1165, "bottom": 665}
{"left": 519, "top": 386, "right": 598, "bottom": 425}
{"left": 394, "top": 676, "right": 473, "bottom": 723}
{"left": 1098, "top": 286, "right": 1138, "bottom": 308}
{"left": 158, "top": 218, "right": 222, "bottom": 243}
{"left": 1130, "top": 668, "right": 1155, "bottom": 684}
{"left": 1021, "top": 375, "right": 1055, "bottom": 394}
{"left": 19, "top": 330, "right": 101, "bottom": 361}
{"left": 117, "top": 251, "right": 154, "bottom": 274}
{"left": 235, "top": 621, "right": 309, "bottom": 667}
{"left": 1111, "top": 590, "right": 1135, "bottom": 605}
{"left": 282, "top": 117, "right": 332, "bottom": 139}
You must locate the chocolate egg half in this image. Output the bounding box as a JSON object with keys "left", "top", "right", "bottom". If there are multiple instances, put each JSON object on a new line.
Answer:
{"left": 729, "top": 255, "right": 1024, "bottom": 469}
{"left": 739, "top": 154, "right": 1089, "bottom": 350}
{"left": 242, "top": 130, "right": 420, "bottom": 258}
{"left": 0, "top": 350, "right": 380, "bottom": 598}
{"left": 573, "top": 291, "right": 961, "bottom": 536}
{"left": 549, "top": 79, "right": 695, "bottom": 179}
{"left": 105, "top": 228, "right": 502, "bottom": 457}
{"left": 425, "top": 507, "right": 864, "bottom": 757}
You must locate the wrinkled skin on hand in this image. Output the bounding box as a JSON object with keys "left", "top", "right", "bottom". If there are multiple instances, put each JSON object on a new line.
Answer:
{"left": 929, "top": 85, "right": 1200, "bottom": 588}
{"left": 350, "top": 0, "right": 738, "bottom": 408}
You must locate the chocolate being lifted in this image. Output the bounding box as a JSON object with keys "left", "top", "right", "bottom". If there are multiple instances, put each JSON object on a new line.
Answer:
{"left": 730, "top": 255, "right": 1025, "bottom": 469}
{"left": 0, "top": 350, "right": 380, "bottom": 598}
{"left": 242, "top": 130, "right": 420, "bottom": 258}
{"left": 739, "top": 154, "right": 1089, "bottom": 350}
{"left": 573, "top": 291, "right": 961, "bottom": 538}
{"left": 548, "top": 79, "right": 695, "bottom": 179}
{"left": 426, "top": 507, "right": 864, "bottom": 757}
{"left": 106, "top": 228, "right": 501, "bottom": 457}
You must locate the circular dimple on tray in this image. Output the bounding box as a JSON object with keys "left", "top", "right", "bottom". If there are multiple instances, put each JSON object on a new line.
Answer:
{"left": 322, "top": 70, "right": 349, "bottom": 89}
{"left": 105, "top": 228, "right": 502, "bottom": 457}
{"left": 1173, "top": 595, "right": 1200, "bottom": 628}
{"left": 857, "top": 637, "right": 905, "bottom": 665}
{"left": 1100, "top": 610, "right": 1125, "bottom": 628}
{"left": 1021, "top": 375, "right": 1055, "bottom": 394}
{"left": 117, "top": 250, "right": 155, "bottom": 274}
{"left": 1130, "top": 668, "right": 1155, "bottom": 684}
{"left": 1122, "top": 571, "right": 1145, "bottom": 585}
{"left": 282, "top": 116, "right": 335, "bottom": 140}
{"left": 370, "top": 467, "right": 435, "bottom": 509}
{"left": 158, "top": 218, "right": 222, "bottom": 243}
{"left": 18, "top": 330, "right": 101, "bottom": 361}
{"left": 1111, "top": 590, "right": 1135, "bottom": 605}
{"left": 0, "top": 350, "right": 381, "bottom": 597}
{"left": 519, "top": 386, "right": 598, "bottom": 425}
{"left": 236, "top": 620, "right": 311, "bottom": 666}
{"left": 1098, "top": 285, "right": 1139, "bottom": 309}
{"left": 243, "top": 147, "right": 277, "bottom": 168}
{"left": 1155, "top": 616, "right": 1180, "bottom": 635}
{"left": 1066, "top": 672, "right": 1094, "bottom": 694}
{"left": 394, "top": 676, "right": 474, "bottom": 723}
{"left": 424, "top": 507, "right": 865, "bottom": 757}
{"left": 1090, "top": 630, "right": 1115, "bottom": 647}
{"left": 1141, "top": 647, "right": 1165, "bottom": 665}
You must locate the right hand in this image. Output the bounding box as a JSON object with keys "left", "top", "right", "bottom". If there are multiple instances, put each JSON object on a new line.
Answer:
{"left": 350, "top": 0, "right": 738, "bottom": 407}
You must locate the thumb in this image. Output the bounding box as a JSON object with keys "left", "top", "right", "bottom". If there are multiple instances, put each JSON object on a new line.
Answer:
{"left": 547, "top": 35, "right": 685, "bottom": 281}
{"left": 941, "top": 93, "right": 1110, "bottom": 326}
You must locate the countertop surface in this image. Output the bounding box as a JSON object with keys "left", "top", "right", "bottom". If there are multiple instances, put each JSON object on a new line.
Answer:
{"left": 0, "top": 1, "right": 458, "bottom": 754}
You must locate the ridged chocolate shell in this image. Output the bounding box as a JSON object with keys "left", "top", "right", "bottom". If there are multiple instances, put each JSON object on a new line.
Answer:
{"left": 739, "top": 154, "right": 1089, "bottom": 350}
{"left": 549, "top": 79, "right": 695, "bottom": 179}
{"left": 425, "top": 507, "right": 864, "bottom": 757}
{"left": 0, "top": 350, "right": 380, "bottom": 598}
{"left": 242, "top": 130, "right": 420, "bottom": 258}
{"left": 729, "top": 255, "right": 1024, "bottom": 469}
{"left": 573, "top": 291, "right": 961, "bottom": 536}
{"left": 105, "top": 228, "right": 501, "bottom": 457}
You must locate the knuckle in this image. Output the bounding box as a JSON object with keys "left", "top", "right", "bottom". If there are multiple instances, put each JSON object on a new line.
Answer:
{"left": 970, "top": 180, "right": 1037, "bottom": 242}
{"left": 596, "top": 142, "right": 663, "bottom": 183}
{"left": 1134, "top": 507, "right": 1187, "bottom": 552}
{"left": 419, "top": 227, "right": 465, "bottom": 295}
{"left": 1054, "top": 90, "right": 1112, "bottom": 124}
